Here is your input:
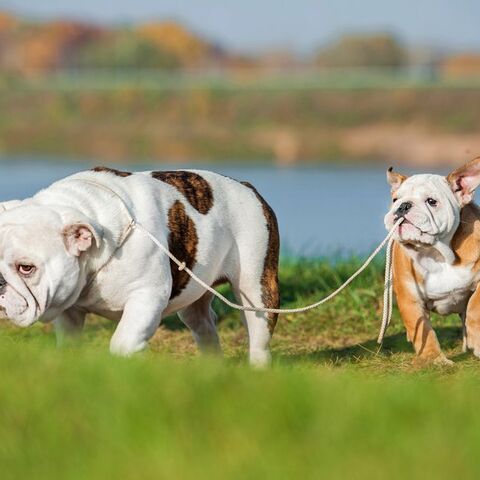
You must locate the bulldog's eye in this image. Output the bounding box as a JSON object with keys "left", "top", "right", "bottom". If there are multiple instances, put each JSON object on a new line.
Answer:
{"left": 17, "top": 264, "right": 35, "bottom": 276}
{"left": 392, "top": 197, "right": 398, "bottom": 203}
{"left": 426, "top": 198, "right": 438, "bottom": 207}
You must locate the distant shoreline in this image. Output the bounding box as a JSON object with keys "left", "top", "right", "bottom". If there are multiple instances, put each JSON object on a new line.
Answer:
{"left": 1, "top": 85, "right": 479, "bottom": 167}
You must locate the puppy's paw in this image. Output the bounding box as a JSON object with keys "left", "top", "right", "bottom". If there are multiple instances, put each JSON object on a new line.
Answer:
{"left": 471, "top": 347, "right": 480, "bottom": 359}
{"left": 413, "top": 352, "right": 454, "bottom": 368}
{"left": 466, "top": 335, "right": 480, "bottom": 358}
{"left": 433, "top": 354, "right": 454, "bottom": 367}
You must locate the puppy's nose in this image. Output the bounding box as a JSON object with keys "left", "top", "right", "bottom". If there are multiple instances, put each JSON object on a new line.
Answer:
{"left": 395, "top": 201, "right": 412, "bottom": 217}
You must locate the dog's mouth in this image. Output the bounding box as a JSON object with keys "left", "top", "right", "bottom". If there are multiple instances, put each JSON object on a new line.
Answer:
{"left": 394, "top": 217, "right": 435, "bottom": 245}
{"left": 0, "top": 281, "right": 38, "bottom": 326}
{"left": 396, "top": 217, "right": 414, "bottom": 228}
{"left": 393, "top": 216, "right": 421, "bottom": 232}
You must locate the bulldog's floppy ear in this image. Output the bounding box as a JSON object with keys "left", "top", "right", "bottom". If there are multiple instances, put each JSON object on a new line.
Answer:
{"left": 386, "top": 167, "right": 407, "bottom": 194}
{"left": 447, "top": 157, "right": 480, "bottom": 206}
{"left": 63, "top": 223, "right": 101, "bottom": 257}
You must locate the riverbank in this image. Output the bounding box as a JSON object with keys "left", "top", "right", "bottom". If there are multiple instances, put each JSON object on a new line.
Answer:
{"left": 1, "top": 86, "right": 479, "bottom": 165}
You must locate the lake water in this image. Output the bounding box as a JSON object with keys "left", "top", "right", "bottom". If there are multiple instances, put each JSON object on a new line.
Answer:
{"left": 0, "top": 158, "right": 429, "bottom": 256}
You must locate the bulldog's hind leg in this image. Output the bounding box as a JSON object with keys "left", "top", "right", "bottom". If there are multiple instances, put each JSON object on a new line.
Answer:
{"left": 110, "top": 289, "right": 168, "bottom": 356}
{"left": 178, "top": 291, "right": 221, "bottom": 354}
{"left": 232, "top": 239, "right": 280, "bottom": 367}
{"left": 233, "top": 276, "right": 279, "bottom": 368}
{"left": 232, "top": 190, "right": 280, "bottom": 367}
{"left": 54, "top": 308, "right": 86, "bottom": 347}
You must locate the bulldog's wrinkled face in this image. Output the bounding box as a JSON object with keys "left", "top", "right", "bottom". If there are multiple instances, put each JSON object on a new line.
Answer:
{"left": 384, "top": 157, "right": 480, "bottom": 248}
{"left": 0, "top": 204, "right": 99, "bottom": 327}
{"left": 384, "top": 174, "right": 460, "bottom": 246}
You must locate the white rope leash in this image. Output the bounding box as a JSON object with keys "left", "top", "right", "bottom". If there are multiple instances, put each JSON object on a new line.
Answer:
{"left": 134, "top": 218, "right": 403, "bottom": 322}
{"left": 377, "top": 233, "right": 395, "bottom": 344}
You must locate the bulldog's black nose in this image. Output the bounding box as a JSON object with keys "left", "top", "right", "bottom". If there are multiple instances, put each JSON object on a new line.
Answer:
{"left": 395, "top": 201, "right": 412, "bottom": 217}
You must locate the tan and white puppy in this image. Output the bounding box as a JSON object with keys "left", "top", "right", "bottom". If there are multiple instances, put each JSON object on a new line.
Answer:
{"left": 384, "top": 157, "right": 480, "bottom": 365}
{"left": 0, "top": 167, "right": 280, "bottom": 366}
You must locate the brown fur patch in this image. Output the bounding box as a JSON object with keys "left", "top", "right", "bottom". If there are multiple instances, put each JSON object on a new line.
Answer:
{"left": 91, "top": 166, "right": 132, "bottom": 177}
{"left": 386, "top": 167, "right": 408, "bottom": 195}
{"left": 451, "top": 203, "right": 480, "bottom": 269}
{"left": 167, "top": 200, "right": 198, "bottom": 299}
{"left": 241, "top": 181, "right": 280, "bottom": 333}
{"left": 152, "top": 171, "right": 213, "bottom": 214}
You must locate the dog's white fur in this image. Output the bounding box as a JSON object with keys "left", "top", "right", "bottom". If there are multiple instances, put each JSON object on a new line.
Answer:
{"left": 384, "top": 174, "right": 460, "bottom": 262}
{"left": 0, "top": 168, "right": 279, "bottom": 366}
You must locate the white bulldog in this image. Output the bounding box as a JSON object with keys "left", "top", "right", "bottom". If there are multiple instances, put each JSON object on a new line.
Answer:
{"left": 0, "top": 167, "right": 280, "bottom": 366}
{"left": 384, "top": 157, "right": 480, "bottom": 364}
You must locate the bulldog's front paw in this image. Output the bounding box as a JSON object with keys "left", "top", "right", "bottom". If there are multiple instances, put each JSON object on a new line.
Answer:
{"left": 466, "top": 334, "right": 480, "bottom": 358}
{"left": 109, "top": 336, "right": 147, "bottom": 357}
{"left": 433, "top": 354, "right": 454, "bottom": 367}
{"left": 413, "top": 352, "right": 454, "bottom": 368}
{"left": 467, "top": 347, "right": 480, "bottom": 358}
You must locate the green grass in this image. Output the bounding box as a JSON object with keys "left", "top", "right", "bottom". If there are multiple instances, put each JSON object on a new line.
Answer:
{"left": 0, "top": 258, "right": 479, "bottom": 479}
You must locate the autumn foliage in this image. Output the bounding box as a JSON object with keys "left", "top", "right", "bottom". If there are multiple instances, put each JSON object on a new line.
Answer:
{"left": 1, "top": 10, "right": 479, "bottom": 79}
{"left": 137, "top": 21, "right": 219, "bottom": 67}
{"left": 0, "top": 11, "right": 219, "bottom": 74}
{"left": 442, "top": 54, "right": 480, "bottom": 77}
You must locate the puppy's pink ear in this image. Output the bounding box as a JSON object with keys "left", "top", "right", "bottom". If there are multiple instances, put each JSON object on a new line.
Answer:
{"left": 63, "top": 224, "right": 98, "bottom": 256}
{"left": 447, "top": 157, "right": 480, "bottom": 206}
{"left": 386, "top": 167, "right": 407, "bottom": 194}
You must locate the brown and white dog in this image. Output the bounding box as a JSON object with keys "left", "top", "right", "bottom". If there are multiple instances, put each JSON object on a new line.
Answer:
{"left": 384, "top": 157, "right": 480, "bottom": 365}
{"left": 0, "top": 167, "right": 280, "bottom": 366}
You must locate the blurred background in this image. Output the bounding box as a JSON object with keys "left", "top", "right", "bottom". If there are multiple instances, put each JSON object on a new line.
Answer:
{"left": 0, "top": 0, "right": 479, "bottom": 254}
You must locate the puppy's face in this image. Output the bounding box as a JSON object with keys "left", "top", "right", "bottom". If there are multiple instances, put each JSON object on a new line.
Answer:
{"left": 384, "top": 157, "right": 480, "bottom": 247}
{"left": 0, "top": 204, "right": 100, "bottom": 327}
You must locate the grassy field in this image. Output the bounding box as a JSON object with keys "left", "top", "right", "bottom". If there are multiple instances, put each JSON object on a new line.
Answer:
{"left": 1, "top": 258, "right": 479, "bottom": 479}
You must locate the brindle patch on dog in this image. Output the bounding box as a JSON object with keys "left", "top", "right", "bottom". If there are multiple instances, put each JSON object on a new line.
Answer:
{"left": 151, "top": 171, "right": 213, "bottom": 215}
{"left": 241, "top": 181, "right": 280, "bottom": 333}
{"left": 92, "top": 166, "right": 132, "bottom": 177}
{"left": 167, "top": 200, "right": 198, "bottom": 299}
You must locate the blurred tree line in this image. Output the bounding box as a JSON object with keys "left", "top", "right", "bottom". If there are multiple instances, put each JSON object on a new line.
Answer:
{"left": 316, "top": 33, "right": 406, "bottom": 68}
{"left": 0, "top": 12, "right": 224, "bottom": 74}
{"left": 0, "top": 10, "right": 479, "bottom": 77}
{"left": 78, "top": 31, "right": 180, "bottom": 69}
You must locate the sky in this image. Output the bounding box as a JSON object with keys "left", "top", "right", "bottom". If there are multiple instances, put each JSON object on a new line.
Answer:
{"left": 1, "top": 0, "right": 480, "bottom": 53}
